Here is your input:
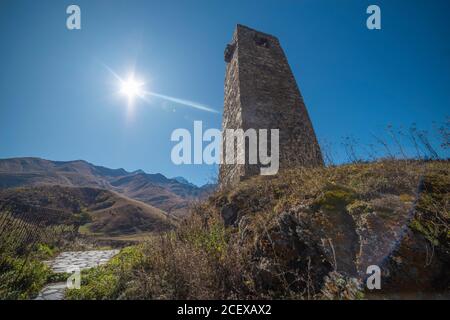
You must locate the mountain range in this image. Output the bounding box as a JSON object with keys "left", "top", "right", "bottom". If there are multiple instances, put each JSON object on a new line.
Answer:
{"left": 0, "top": 157, "right": 215, "bottom": 237}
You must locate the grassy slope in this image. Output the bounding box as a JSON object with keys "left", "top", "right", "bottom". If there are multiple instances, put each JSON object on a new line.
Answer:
{"left": 66, "top": 160, "right": 449, "bottom": 300}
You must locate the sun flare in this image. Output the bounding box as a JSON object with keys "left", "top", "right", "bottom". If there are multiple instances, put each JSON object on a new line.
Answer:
{"left": 120, "top": 76, "right": 145, "bottom": 100}
{"left": 103, "top": 63, "right": 218, "bottom": 113}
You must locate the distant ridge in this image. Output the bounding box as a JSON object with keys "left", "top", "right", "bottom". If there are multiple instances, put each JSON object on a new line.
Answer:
{"left": 172, "top": 176, "right": 197, "bottom": 187}
{"left": 0, "top": 157, "right": 215, "bottom": 216}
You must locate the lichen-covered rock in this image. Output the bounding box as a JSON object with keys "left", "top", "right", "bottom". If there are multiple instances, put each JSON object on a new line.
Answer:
{"left": 320, "top": 271, "right": 363, "bottom": 300}
{"left": 351, "top": 194, "right": 414, "bottom": 277}
{"left": 252, "top": 212, "right": 333, "bottom": 295}
{"left": 214, "top": 161, "right": 449, "bottom": 298}
{"left": 380, "top": 228, "right": 448, "bottom": 297}
{"left": 378, "top": 168, "right": 450, "bottom": 297}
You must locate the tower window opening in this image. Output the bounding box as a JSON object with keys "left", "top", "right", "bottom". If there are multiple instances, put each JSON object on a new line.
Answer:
{"left": 254, "top": 35, "right": 269, "bottom": 48}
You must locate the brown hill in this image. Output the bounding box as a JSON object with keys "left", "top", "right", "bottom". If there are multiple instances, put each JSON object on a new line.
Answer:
{"left": 0, "top": 157, "right": 214, "bottom": 216}
{"left": 0, "top": 185, "right": 175, "bottom": 236}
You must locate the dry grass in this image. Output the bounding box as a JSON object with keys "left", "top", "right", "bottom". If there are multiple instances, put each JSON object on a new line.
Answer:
{"left": 67, "top": 160, "right": 449, "bottom": 300}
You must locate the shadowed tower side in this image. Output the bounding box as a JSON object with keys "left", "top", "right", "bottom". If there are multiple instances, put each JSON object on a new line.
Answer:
{"left": 219, "top": 24, "right": 323, "bottom": 189}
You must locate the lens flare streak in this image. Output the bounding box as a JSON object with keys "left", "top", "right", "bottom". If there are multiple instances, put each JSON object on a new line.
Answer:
{"left": 103, "top": 63, "right": 219, "bottom": 114}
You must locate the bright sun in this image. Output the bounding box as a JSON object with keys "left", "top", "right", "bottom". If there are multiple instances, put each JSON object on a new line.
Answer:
{"left": 120, "top": 76, "right": 145, "bottom": 100}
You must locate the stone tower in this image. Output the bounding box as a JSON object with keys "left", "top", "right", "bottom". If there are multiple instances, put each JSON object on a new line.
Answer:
{"left": 219, "top": 24, "right": 323, "bottom": 189}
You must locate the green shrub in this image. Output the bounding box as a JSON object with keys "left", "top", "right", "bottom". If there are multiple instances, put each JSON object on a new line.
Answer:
{"left": 66, "top": 247, "right": 142, "bottom": 300}
{"left": 35, "top": 243, "right": 54, "bottom": 259}
{"left": 0, "top": 255, "right": 51, "bottom": 300}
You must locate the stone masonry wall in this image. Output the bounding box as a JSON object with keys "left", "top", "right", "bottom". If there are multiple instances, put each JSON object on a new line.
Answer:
{"left": 219, "top": 25, "right": 323, "bottom": 189}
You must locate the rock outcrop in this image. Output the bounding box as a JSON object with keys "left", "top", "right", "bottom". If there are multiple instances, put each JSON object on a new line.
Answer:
{"left": 212, "top": 161, "right": 449, "bottom": 298}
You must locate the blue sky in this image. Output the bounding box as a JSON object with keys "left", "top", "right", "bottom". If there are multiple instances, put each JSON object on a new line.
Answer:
{"left": 0, "top": 0, "right": 449, "bottom": 185}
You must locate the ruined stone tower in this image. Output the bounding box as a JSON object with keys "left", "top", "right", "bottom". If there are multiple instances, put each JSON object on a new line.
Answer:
{"left": 219, "top": 25, "right": 323, "bottom": 189}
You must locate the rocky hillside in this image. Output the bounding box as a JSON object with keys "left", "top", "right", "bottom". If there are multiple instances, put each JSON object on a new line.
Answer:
{"left": 210, "top": 160, "right": 449, "bottom": 298}
{"left": 67, "top": 160, "right": 449, "bottom": 299}
{"left": 0, "top": 157, "right": 213, "bottom": 216}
